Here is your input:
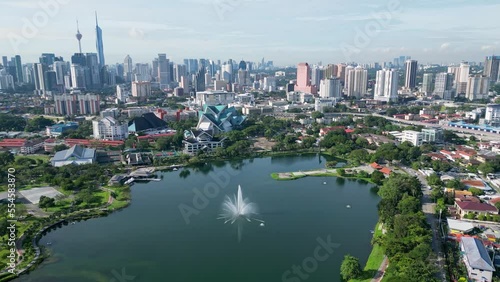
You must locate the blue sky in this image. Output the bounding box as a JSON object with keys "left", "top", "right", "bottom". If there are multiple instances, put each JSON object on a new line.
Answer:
{"left": 1, "top": 0, "right": 499, "bottom": 66}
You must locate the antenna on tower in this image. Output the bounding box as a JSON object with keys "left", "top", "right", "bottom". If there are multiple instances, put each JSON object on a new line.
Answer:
{"left": 76, "top": 19, "right": 83, "bottom": 54}
{"left": 95, "top": 11, "right": 98, "bottom": 26}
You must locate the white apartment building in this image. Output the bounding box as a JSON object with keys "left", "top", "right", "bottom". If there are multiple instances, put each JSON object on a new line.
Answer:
{"left": 402, "top": 130, "right": 423, "bottom": 146}
{"left": 195, "top": 91, "right": 236, "bottom": 107}
{"left": 92, "top": 117, "right": 129, "bottom": 141}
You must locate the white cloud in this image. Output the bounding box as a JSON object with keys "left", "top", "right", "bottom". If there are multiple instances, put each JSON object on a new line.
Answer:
{"left": 0, "top": 1, "right": 39, "bottom": 9}
{"left": 440, "top": 42, "right": 451, "bottom": 51}
{"left": 295, "top": 16, "right": 333, "bottom": 22}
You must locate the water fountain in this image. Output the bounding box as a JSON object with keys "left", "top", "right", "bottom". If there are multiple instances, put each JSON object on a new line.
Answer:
{"left": 219, "top": 185, "right": 263, "bottom": 241}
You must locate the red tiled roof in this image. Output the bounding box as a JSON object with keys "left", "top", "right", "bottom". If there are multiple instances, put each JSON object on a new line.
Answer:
{"left": 345, "top": 129, "right": 355, "bottom": 134}
{"left": 461, "top": 180, "right": 486, "bottom": 188}
{"left": 456, "top": 201, "right": 497, "bottom": 212}
{"left": 370, "top": 162, "right": 383, "bottom": 169}
{"left": 380, "top": 167, "right": 392, "bottom": 175}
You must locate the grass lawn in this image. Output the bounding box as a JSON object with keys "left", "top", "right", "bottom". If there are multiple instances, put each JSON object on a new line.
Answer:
{"left": 350, "top": 222, "right": 386, "bottom": 282}
{"left": 14, "top": 155, "right": 50, "bottom": 163}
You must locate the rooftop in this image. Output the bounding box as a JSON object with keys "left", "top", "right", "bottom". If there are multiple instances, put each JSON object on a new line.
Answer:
{"left": 461, "top": 237, "right": 495, "bottom": 272}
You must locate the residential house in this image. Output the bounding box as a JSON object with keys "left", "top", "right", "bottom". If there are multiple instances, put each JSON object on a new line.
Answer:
{"left": 460, "top": 237, "right": 494, "bottom": 282}
{"left": 455, "top": 201, "right": 498, "bottom": 218}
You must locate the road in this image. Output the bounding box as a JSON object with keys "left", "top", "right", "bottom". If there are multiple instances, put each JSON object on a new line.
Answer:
{"left": 399, "top": 166, "right": 447, "bottom": 282}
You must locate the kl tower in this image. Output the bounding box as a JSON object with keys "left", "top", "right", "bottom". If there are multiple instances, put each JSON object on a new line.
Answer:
{"left": 76, "top": 20, "right": 83, "bottom": 53}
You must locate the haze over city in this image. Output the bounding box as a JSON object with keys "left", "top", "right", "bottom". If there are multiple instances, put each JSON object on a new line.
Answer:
{"left": 1, "top": 0, "right": 500, "bottom": 65}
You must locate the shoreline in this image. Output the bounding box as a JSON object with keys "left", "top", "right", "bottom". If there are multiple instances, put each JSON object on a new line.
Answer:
{"left": 3, "top": 153, "right": 378, "bottom": 281}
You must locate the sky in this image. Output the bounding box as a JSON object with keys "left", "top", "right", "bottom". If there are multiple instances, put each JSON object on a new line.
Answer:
{"left": 0, "top": 0, "right": 500, "bottom": 66}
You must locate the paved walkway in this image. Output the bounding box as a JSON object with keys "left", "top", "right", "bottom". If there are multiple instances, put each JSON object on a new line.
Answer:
{"left": 371, "top": 256, "right": 388, "bottom": 282}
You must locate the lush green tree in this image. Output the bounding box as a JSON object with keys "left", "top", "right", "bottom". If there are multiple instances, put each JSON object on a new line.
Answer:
{"left": 39, "top": 196, "right": 55, "bottom": 208}
{"left": 371, "top": 170, "right": 385, "bottom": 185}
{"left": 0, "top": 151, "right": 15, "bottom": 166}
{"left": 53, "top": 144, "right": 69, "bottom": 152}
{"left": 397, "top": 195, "right": 421, "bottom": 215}
{"left": 447, "top": 179, "right": 465, "bottom": 190}
{"left": 311, "top": 111, "right": 324, "bottom": 119}
{"left": 478, "top": 162, "right": 495, "bottom": 176}
{"left": 349, "top": 149, "right": 369, "bottom": 163}
{"left": 25, "top": 116, "right": 55, "bottom": 132}
{"left": 469, "top": 187, "right": 485, "bottom": 196}
{"left": 426, "top": 173, "right": 443, "bottom": 186}
{"left": 340, "top": 255, "right": 362, "bottom": 281}
{"left": 0, "top": 114, "right": 27, "bottom": 131}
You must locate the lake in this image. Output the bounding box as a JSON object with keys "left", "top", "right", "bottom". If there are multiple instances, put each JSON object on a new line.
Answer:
{"left": 17, "top": 154, "right": 380, "bottom": 282}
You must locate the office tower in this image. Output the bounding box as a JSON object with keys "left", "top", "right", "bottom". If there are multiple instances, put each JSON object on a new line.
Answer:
{"left": 484, "top": 56, "right": 500, "bottom": 83}
{"left": 204, "top": 72, "right": 211, "bottom": 87}
{"left": 123, "top": 55, "right": 133, "bottom": 82}
{"left": 86, "top": 53, "right": 101, "bottom": 89}
{"left": 71, "top": 53, "right": 86, "bottom": 66}
{"left": 294, "top": 62, "right": 316, "bottom": 94}
{"left": 404, "top": 60, "right": 418, "bottom": 89}
{"left": 115, "top": 63, "right": 124, "bottom": 81}
{"left": 457, "top": 62, "right": 470, "bottom": 94}
{"left": 173, "top": 64, "right": 186, "bottom": 83}
{"left": 44, "top": 71, "right": 58, "bottom": 92}
{"left": 345, "top": 66, "right": 367, "bottom": 98}
{"left": 310, "top": 67, "right": 322, "bottom": 86}
{"left": 433, "top": 73, "right": 454, "bottom": 100}
{"left": 14, "top": 55, "right": 23, "bottom": 84}
{"left": 152, "top": 58, "right": 159, "bottom": 80}
{"left": 95, "top": 12, "right": 105, "bottom": 68}
{"left": 319, "top": 77, "right": 341, "bottom": 98}
{"left": 222, "top": 62, "right": 233, "bottom": 83}
{"left": 374, "top": 69, "right": 398, "bottom": 102}
{"left": 78, "top": 93, "right": 100, "bottom": 115}
{"left": 70, "top": 64, "right": 86, "bottom": 89}
{"left": 262, "top": 76, "right": 276, "bottom": 92}
{"left": 324, "top": 64, "right": 338, "bottom": 79}
{"left": 466, "top": 75, "right": 489, "bottom": 101}
{"left": 194, "top": 68, "right": 206, "bottom": 92}
{"left": 180, "top": 76, "right": 188, "bottom": 90}
{"left": 0, "top": 71, "right": 15, "bottom": 90}
{"left": 52, "top": 61, "right": 65, "bottom": 86}
{"left": 134, "top": 63, "right": 150, "bottom": 81}
{"left": 422, "top": 73, "right": 434, "bottom": 94}
{"left": 39, "top": 53, "right": 55, "bottom": 66}
{"left": 54, "top": 94, "right": 77, "bottom": 116}
{"left": 158, "top": 54, "right": 170, "bottom": 89}
{"left": 239, "top": 60, "right": 247, "bottom": 70}
{"left": 131, "top": 81, "right": 151, "bottom": 101}
{"left": 237, "top": 69, "right": 249, "bottom": 86}
{"left": 447, "top": 66, "right": 460, "bottom": 87}
{"left": 208, "top": 60, "right": 217, "bottom": 77}
{"left": 1, "top": 56, "right": 7, "bottom": 68}
{"left": 33, "top": 63, "right": 47, "bottom": 93}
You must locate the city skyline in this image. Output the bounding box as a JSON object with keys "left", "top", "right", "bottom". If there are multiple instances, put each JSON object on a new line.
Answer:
{"left": 1, "top": 0, "right": 500, "bottom": 65}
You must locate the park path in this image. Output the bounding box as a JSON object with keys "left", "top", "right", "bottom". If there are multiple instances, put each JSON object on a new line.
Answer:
{"left": 371, "top": 256, "right": 388, "bottom": 282}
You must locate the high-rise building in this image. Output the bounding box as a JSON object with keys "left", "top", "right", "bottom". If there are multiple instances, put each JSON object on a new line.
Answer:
{"left": 14, "top": 55, "right": 23, "bottom": 84}
{"left": 33, "top": 63, "right": 46, "bottom": 93}
{"left": 433, "top": 73, "right": 454, "bottom": 100}
{"left": 123, "top": 55, "right": 133, "bottom": 82}
{"left": 54, "top": 94, "right": 77, "bottom": 116}
{"left": 86, "top": 53, "right": 101, "bottom": 89}
{"left": 237, "top": 69, "right": 249, "bottom": 86}
{"left": 1, "top": 56, "right": 8, "bottom": 68}
{"left": 158, "top": 54, "right": 170, "bottom": 89}
{"left": 485, "top": 104, "right": 500, "bottom": 123}
{"left": 324, "top": 64, "right": 338, "bottom": 79}
{"left": 174, "top": 64, "right": 187, "bottom": 83}
{"left": 374, "top": 69, "right": 398, "bottom": 102}
{"left": 336, "top": 64, "right": 347, "bottom": 84}
{"left": 131, "top": 81, "right": 151, "bottom": 101}
{"left": 484, "top": 56, "right": 500, "bottom": 83}
{"left": 466, "top": 75, "right": 489, "bottom": 101}
{"left": 52, "top": 61, "right": 65, "bottom": 86}
{"left": 95, "top": 12, "right": 105, "bottom": 68}
{"left": 319, "top": 78, "right": 341, "bottom": 98}
{"left": 78, "top": 93, "right": 100, "bottom": 115}
{"left": 422, "top": 73, "right": 434, "bottom": 94}
{"left": 294, "top": 62, "right": 316, "bottom": 94}
{"left": 404, "top": 60, "right": 418, "bottom": 89}
{"left": 75, "top": 20, "right": 83, "bottom": 54}
{"left": 70, "top": 64, "right": 86, "bottom": 89}
{"left": 39, "top": 53, "right": 55, "bottom": 67}
{"left": 194, "top": 68, "right": 206, "bottom": 92}
{"left": 346, "top": 66, "right": 367, "bottom": 98}
{"left": 311, "top": 67, "right": 322, "bottom": 86}
{"left": 223, "top": 62, "right": 233, "bottom": 83}
{"left": 457, "top": 62, "right": 470, "bottom": 94}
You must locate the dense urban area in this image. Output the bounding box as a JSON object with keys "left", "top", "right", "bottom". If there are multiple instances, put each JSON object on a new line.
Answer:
{"left": 1, "top": 14, "right": 500, "bottom": 282}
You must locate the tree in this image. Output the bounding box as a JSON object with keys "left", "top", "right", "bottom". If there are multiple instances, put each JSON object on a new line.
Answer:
{"left": 340, "top": 255, "right": 362, "bottom": 281}
{"left": 469, "top": 187, "right": 485, "bottom": 196}
{"left": 39, "top": 196, "right": 55, "bottom": 208}
{"left": 478, "top": 162, "right": 495, "bottom": 176}
{"left": 0, "top": 151, "right": 15, "bottom": 166}
{"left": 371, "top": 170, "right": 385, "bottom": 185}
{"left": 398, "top": 195, "right": 421, "bottom": 215}
{"left": 53, "top": 144, "right": 69, "bottom": 152}
{"left": 311, "top": 111, "right": 324, "bottom": 119}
